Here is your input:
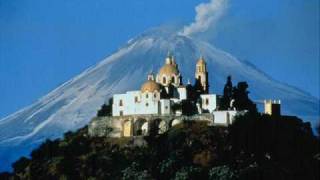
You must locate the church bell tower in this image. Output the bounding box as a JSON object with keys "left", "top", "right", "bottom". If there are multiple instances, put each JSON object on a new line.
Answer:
{"left": 195, "top": 56, "right": 209, "bottom": 94}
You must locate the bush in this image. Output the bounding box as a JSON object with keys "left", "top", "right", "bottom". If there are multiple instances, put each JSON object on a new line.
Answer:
{"left": 174, "top": 166, "right": 202, "bottom": 180}
{"left": 209, "top": 165, "right": 237, "bottom": 180}
{"left": 122, "top": 162, "right": 151, "bottom": 180}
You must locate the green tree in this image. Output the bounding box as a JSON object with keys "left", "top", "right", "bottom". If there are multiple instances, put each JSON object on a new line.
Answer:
{"left": 232, "top": 82, "right": 256, "bottom": 112}
{"left": 221, "top": 76, "right": 233, "bottom": 110}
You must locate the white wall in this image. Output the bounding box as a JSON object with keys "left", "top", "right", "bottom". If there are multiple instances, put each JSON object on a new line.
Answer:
{"left": 201, "top": 94, "right": 218, "bottom": 113}
{"left": 138, "top": 92, "right": 160, "bottom": 115}
{"left": 177, "top": 87, "right": 187, "bottom": 100}
{"left": 160, "top": 99, "right": 171, "bottom": 115}
{"left": 112, "top": 91, "right": 160, "bottom": 116}
{"left": 212, "top": 111, "right": 238, "bottom": 125}
{"left": 112, "top": 93, "right": 127, "bottom": 116}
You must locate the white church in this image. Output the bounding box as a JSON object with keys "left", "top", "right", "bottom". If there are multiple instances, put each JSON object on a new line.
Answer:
{"left": 111, "top": 54, "right": 238, "bottom": 125}
{"left": 89, "top": 53, "right": 281, "bottom": 137}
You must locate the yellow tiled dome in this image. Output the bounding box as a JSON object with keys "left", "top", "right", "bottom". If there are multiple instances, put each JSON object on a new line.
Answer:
{"left": 159, "top": 64, "right": 178, "bottom": 76}
{"left": 141, "top": 80, "right": 161, "bottom": 93}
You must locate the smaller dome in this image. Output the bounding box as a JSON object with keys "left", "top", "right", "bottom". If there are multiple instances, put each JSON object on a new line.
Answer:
{"left": 141, "top": 80, "right": 161, "bottom": 93}
{"left": 159, "top": 64, "right": 179, "bottom": 76}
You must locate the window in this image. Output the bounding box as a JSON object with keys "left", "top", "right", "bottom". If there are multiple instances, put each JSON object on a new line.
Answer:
{"left": 154, "top": 93, "right": 157, "bottom": 98}
{"left": 163, "top": 77, "right": 166, "bottom": 84}
{"left": 146, "top": 94, "right": 149, "bottom": 98}
{"left": 206, "top": 98, "right": 209, "bottom": 105}
{"left": 198, "top": 76, "right": 202, "bottom": 81}
{"left": 120, "top": 111, "right": 123, "bottom": 116}
{"left": 146, "top": 103, "right": 149, "bottom": 107}
{"left": 171, "top": 76, "right": 175, "bottom": 83}
{"left": 134, "top": 96, "right": 138, "bottom": 103}
{"left": 165, "top": 106, "right": 168, "bottom": 109}
{"left": 119, "top": 100, "right": 123, "bottom": 106}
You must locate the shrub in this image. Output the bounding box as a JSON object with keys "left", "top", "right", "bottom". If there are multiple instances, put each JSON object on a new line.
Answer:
{"left": 174, "top": 166, "right": 202, "bottom": 180}
{"left": 209, "top": 165, "right": 237, "bottom": 180}
{"left": 122, "top": 162, "right": 151, "bottom": 180}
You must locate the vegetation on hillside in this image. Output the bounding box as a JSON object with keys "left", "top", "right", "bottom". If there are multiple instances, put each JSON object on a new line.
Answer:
{"left": 1, "top": 112, "right": 319, "bottom": 180}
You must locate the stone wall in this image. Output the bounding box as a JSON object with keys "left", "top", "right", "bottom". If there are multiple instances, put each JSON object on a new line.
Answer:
{"left": 88, "top": 112, "right": 244, "bottom": 138}
{"left": 88, "top": 114, "right": 216, "bottom": 138}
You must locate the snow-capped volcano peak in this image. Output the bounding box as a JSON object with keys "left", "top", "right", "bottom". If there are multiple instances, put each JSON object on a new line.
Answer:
{"left": 0, "top": 27, "right": 319, "bottom": 172}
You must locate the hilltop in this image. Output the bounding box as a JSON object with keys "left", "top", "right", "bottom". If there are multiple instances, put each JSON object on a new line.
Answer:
{"left": 1, "top": 112, "right": 319, "bottom": 180}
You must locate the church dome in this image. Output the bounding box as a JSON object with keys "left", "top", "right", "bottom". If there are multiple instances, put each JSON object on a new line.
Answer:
{"left": 141, "top": 80, "right": 161, "bottom": 93}
{"left": 159, "top": 64, "right": 179, "bottom": 77}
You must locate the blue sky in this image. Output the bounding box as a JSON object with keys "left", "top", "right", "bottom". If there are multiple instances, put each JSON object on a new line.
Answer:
{"left": 0, "top": 0, "right": 319, "bottom": 118}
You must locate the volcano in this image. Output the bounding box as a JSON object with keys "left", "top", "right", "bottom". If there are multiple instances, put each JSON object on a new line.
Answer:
{"left": 0, "top": 27, "right": 319, "bottom": 172}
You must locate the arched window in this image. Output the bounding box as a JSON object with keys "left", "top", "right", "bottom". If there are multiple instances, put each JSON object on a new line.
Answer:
{"left": 198, "top": 76, "right": 202, "bottom": 81}
{"left": 154, "top": 93, "right": 157, "bottom": 98}
{"left": 119, "top": 100, "right": 123, "bottom": 106}
{"left": 163, "top": 77, "right": 166, "bottom": 84}
{"left": 205, "top": 98, "right": 209, "bottom": 105}
{"left": 134, "top": 96, "right": 138, "bottom": 103}
{"left": 171, "top": 76, "right": 175, "bottom": 83}
{"left": 146, "top": 94, "right": 149, "bottom": 98}
{"left": 146, "top": 103, "right": 149, "bottom": 107}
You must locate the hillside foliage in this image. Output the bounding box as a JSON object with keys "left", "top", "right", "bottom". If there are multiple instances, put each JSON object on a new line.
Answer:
{"left": 1, "top": 112, "right": 319, "bottom": 180}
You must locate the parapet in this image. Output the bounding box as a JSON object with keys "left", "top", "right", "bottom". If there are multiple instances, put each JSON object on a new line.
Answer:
{"left": 264, "top": 99, "right": 281, "bottom": 116}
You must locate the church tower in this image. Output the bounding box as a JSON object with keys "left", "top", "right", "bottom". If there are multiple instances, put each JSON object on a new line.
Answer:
{"left": 195, "top": 56, "right": 209, "bottom": 94}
